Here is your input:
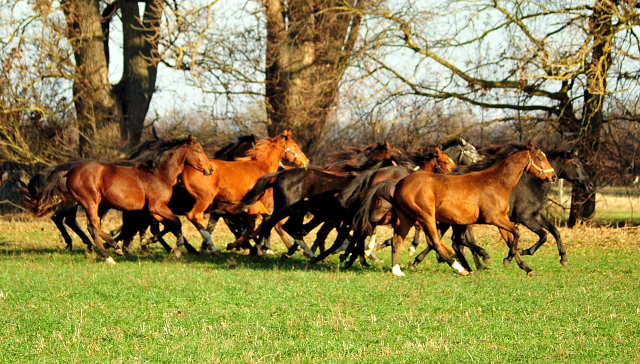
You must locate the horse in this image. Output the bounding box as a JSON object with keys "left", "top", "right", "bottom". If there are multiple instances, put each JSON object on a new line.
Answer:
{"left": 235, "top": 142, "right": 406, "bottom": 258}
{"left": 440, "top": 136, "right": 480, "bottom": 166}
{"left": 312, "top": 144, "right": 456, "bottom": 267}
{"left": 64, "top": 136, "right": 212, "bottom": 264}
{"left": 358, "top": 141, "right": 556, "bottom": 277}
{"left": 20, "top": 161, "right": 96, "bottom": 251}
{"left": 411, "top": 147, "right": 593, "bottom": 271}
{"left": 179, "top": 130, "right": 309, "bottom": 254}
{"left": 114, "top": 134, "right": 261, "bottom": 254}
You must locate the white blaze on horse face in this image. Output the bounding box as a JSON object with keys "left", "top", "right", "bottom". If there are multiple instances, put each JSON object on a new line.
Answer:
{"left": 392, "top": 264, "right": 405, "bottom": 277}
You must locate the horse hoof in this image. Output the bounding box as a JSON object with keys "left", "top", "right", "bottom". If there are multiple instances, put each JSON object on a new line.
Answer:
{"left": 105, "top": 257, "right": 116, "bottom": 265}
{"left": 265, "top": 249, "right": 275, "bottom": 255}
{"left": 309, "top": 257, "right": 317, "bottom": 264}
{"left": 339, "top": 254, "right": 347, "bottom": 263}
{"left": 392, "top": 264, "right": 405, "bottom": 277}
{"left": 226, "top": 243, "right": 235, "bottom": 251}
{"left": 344, "top": 262, "right": 353, "bottom": 270}
{"left": 281, "top": 253, "right": 290, "bottom": 260}
{"left": 560, "top": 260, "right": 569, "bottom": 268}
{"left": 409, "top": 264, "right": 417, "bottom": 271}
{"left": 527, "top": 270, "right": 537, "bottom": 277}
{"left": 483, "top": 258, "right": 491, "bottom": 265}
{"left": 459, "top": 270, "right": 469, "bottom": 276}
{"left": 114, "top": 249, "right": 124, "bottom": 256}
{"left": 173, "top": 249, "right": 182, "bottom": 259}
{"left": 503, "top": 258, "right": 511, "bottom": 268}
{"left": 469, "top": 271, "right": 478, "bottom": 276}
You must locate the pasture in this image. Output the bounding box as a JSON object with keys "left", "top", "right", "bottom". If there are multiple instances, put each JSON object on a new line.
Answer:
{"left": 0, "top": 213, "right": 639, "bottom": 363}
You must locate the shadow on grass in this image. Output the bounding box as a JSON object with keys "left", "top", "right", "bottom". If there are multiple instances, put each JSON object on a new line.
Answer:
{"left": 0, "top": 241, "right": 376, "bottom": 273}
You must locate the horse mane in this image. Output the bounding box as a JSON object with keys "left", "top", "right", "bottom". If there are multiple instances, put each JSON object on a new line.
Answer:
{"left": 213, "top": 134, "right": 257, "bottom": 160}
{"left": 131, "top": 138, "right": 191, "bottom": 172}
{"left": 453, "top": 142, "right": 529, "bottom": 174}
{"left": 242, "top": 135, "right": 283, "bottom": 161}
{"left": 439, "top": 136, "right": 466, "bottom": 150}
{"left": 408, "top": 142, "right": 440, "bottom": 165}
{"left": 543, "top": 148, "right": 574, "bottom": 161}
{"left": 324, "top": 142, "right": 398, "bottom": 172}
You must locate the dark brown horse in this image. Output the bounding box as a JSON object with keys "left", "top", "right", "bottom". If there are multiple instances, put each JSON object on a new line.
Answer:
{"left": 181, "top": 130, "right": 309, "bottom": 253}
{"left": 65, "top": 136, "right": 212, "bottom": 264}
{"left": 360, "top": 142, "right": 556, "bottom": 276}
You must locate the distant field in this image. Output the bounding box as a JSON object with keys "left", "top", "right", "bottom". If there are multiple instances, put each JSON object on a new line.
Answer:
{"left": 548, "top": 185, "right": 640, "bottom": 226}
{"left": 1, "top": 213, "right": 639, "bottom": 363}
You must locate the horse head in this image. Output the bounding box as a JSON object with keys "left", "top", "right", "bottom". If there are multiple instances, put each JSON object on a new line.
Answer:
{"left": 279, "top": 130, "right": 309, "bottom": 167}
{"left": 184, "top": 136, "right": 213, "bottom": 175}
{"left": 435, "top": 148, "right": 456, "bottom": 172}
{"left": 556, "top": 149, "right": 594, "bottom": 191}
{"left": 525, "top": 141, "right": 557, "bottom": 183}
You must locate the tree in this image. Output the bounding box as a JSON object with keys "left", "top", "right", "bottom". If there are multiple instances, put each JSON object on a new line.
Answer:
{"left": 355, "top": 0, "right": 640, "bottom": 225}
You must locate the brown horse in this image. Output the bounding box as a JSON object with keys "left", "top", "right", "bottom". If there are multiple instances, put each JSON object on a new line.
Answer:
{"left": 66, "top": 136, "right": 212, "bottom": 264}
{"left": 181, "top": 130, "right": 309, "bottom": 253}
{"left": 361, "top": 142, "right": 556, "bottom": 277}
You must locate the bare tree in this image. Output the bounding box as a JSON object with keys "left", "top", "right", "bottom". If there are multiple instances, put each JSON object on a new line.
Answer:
{"left": 354, "top": 0, "right": 640, "bottom": 225}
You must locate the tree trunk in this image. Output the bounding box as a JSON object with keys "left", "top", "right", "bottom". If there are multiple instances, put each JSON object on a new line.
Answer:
{"left": 568, "top": 0, "right": 613, "bottom": 227}
{"left": 265, "top": 0, "right": 363, "bottom": 158}
{"left": 62, "top": 0, "right": 122, "bottom": 157}
{"left": 115, "top": 0, "right": 162, "bottom": 149}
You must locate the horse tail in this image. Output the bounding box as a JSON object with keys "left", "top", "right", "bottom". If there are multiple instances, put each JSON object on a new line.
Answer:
{"left": 31, "top": 171, "right": 67, "bottom": 217}
{"left": 337, "top": 168, "right": 379, "bottom": 208}
{"left": 353, "top": 180, "right": 398, "bottom": 236}
{"left": 18, "top": 172, "right": 47, "bottom": 213}
{"left": 239, "top": 171, "right": 281, "bottom": 208}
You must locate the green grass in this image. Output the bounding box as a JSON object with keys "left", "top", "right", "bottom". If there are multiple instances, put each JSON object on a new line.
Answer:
{"left": 1, "top": 214, "right": 639, "bottom": 363}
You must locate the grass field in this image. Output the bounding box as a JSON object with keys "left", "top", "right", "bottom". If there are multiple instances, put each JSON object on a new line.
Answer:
{"left": 548, "top": 186, "right": 640, "bottom": 226}
{"left": 1, "top": 213, "right": 639, "bottom": 363}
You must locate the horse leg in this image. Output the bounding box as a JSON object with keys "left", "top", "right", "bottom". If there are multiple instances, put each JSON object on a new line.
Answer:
{"left": 389, "top": 210, "right": 416, "bottom": 277}
{"left": 310, "top": 222, "right": 335, "bottom": 254}
{"left": 375, "top": 237, "right": 392, "bottom": 251}
{"left": 344, "top": 233, "right": 366, "bottom": 270}
{"left": 417, "top": 216, "right": 467, "bottom": 275}
{"left": 83, "top": 206, "right": 115, "bottom": 264}
{"left": 409, "top": 226, "right": 421, "bottom": 255}
{"left": 150, "top": 218, "right": 173, "bottom": 253}
{"left": 309, "top": 224, "right": 351, "bottom": 264}
{"left": 60, "top": 204, "right": 94, "bottom": 252}
{"left": 186, "top": 199, "right": 217, "bottom": 254}
{"left": 273, "top": 221, "right": 292, "bottom": 249}
{"left": 540, "top": 214, "right": 567, "bottom": 267}
{"left": 520, "top": 214, "right": 567, "bottom": 267}
{"left": 454, "top": 225, "right": 489, "bottom": 270}
{"left": 495, "top": 218, "right": 534, "bottom": 276}
{"left": 52, "top": 211, "right": 73, "bottom": 251}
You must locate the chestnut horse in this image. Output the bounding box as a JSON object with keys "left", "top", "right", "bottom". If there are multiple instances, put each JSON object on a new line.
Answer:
{"left": 66, "top": 136, "right": 212, "bottom": 264}
{"left": 360, "top": 142, "right": 556, "bottom": 277}
{"left": 181, "top": 130, "right": 309, "bottom": 253}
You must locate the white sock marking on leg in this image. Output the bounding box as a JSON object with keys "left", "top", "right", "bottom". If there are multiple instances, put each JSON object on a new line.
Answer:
{"left": 392, "top": 264, "right": 405, "bottom": 277}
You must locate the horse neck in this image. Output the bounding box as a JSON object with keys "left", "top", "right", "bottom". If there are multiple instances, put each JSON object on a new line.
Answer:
{"left": 253, "top": 142, "right": 285, "bottom": 173}
{"left": 156, "top": 146, "right": 188, "bottom": 184}
{"left": 485, "top": 150, "right": 530, "bottom": 191}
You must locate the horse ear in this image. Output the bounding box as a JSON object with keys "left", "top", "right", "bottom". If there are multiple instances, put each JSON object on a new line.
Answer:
{"left": 460, "top": 138, "right": 467, "bottom": 146}
{"left": 385, "top": 141, "right": 391, "bottom": 149}
{"left": 187, "top": 135, "right": 194, "bottom": 144}
{"left": 572, "top": 148, "right": 579, "bottom": 157}
{"left": 527, "top": 140, "right": 535, "bottom": 151}
{"left": 283, "top": 130, "right": 292, "bottom": 138}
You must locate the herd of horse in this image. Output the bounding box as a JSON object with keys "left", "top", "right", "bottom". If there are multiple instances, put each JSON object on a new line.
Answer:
{"left": 18, "top": 131, "right": 593, "bottom": 277}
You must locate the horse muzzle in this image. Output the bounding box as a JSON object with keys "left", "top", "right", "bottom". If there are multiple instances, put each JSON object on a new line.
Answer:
{"left": 203, "top": 168, "right": 213, "bottom": 176}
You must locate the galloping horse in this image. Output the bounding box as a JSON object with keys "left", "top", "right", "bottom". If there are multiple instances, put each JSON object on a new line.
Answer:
{"left": 360, "top": 142, "right": 556, "bottom": 277}
{"left": 65, "top": 136, "right": 212, "bottom": 264}
{"left": 410, "top": 147, "right": 593, "bottom": 272}
{"left": 181, "top": 130, "right": 309, "bottom": 253}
